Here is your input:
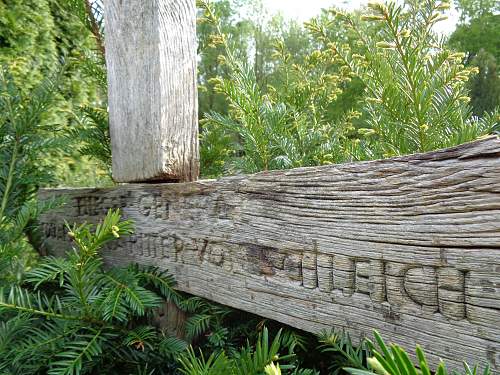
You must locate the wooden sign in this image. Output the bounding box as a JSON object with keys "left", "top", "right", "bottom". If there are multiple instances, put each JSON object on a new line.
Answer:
{"left": 39, "top": 137, "right": 500, "bottom": 372}
{"left": 105, "top": 0, "right": 199, "bottom": 182}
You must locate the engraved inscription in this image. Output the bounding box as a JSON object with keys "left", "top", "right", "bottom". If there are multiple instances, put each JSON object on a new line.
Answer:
{"left": 302, "top": 251, "right": 317, "bottom": 289}
{"left": 317, "top": 254, "right": 333, "bottom": 292}
{"left": 404, "top": 266, "right": 438, "bottom": 312}
{"left": 245, "top": 244, "right": 284, "bottom": 277}
{"left": 41, "top": 217, "right": 471, "bottom": 322}
{"left": 139, "top": 193, "right": 169, "bottom": 219}
{"left": 438, "top": 267, "right": 466, "bottom": 320}
{"left": 42, "top": 222, "right": 69, "bottom": 240}
{"left": 333, "top": 255, "right": 355, "bottom": 296}
{"left": 75, "top": 193, "right": 130, "bottom": 217}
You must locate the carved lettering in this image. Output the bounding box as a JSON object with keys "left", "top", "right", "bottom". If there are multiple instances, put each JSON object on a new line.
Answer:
{"left": 302, "top": 251, "right": 317, "bottom": 289}
{"left": 283, "top": 253, "right": 302, "bottom": 282}
{"left": 160, "top": 235, "right": 176, "bottom": 260}
{"left": 245, "top": 244, "right": 279, "bottom": 276}
{"left": 74, "top": 193, "right": 129, "bottom": 217}
{"left": 354, "top": 259, "right": 370, "bottom": 296}
{"left": 404, "top": 266, "right": 439, "bottom": 313}
{"left": 333, "top": 255, "right": 355, "bottom": 296}
{"left": 205, "top": 242, "right": 234, "bottom": 272}
{"left": 42, "top": 222, "right": 69, "bottom": 241}
{"left": 139, "top": 194, "right": 169, "bottom": 219}
{"left": 37, "top": 135, "right": 500, "bottom": 374}
{"left": 367, "top": 260, "right": 386, "bottom": 303}
{"left": 317, "top": 254, "right": 333, "bottom": 292}
{"left": 438, "top": 268, "right": 466, "bottom": 320}
{"left": 40, "top": 206, "right": 471, "bottom": 324}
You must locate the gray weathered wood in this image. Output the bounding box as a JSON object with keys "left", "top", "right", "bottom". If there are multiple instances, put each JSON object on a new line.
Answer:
{"left": 39, "top": 137, "right": 500, "bottom": 371}
{"left": 105, "top": 0, "right": 199, "bottom": 182}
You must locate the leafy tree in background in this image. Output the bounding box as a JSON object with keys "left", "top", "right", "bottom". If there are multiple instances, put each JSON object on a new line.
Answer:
{"left": 198, "top": 0, "right": 361, "bottom": 175}
{"left": 468, "top": 49, "right": 500, "bottom": 115}
{"left": 197, "top": 1, "right": 315, "bottom": 121}
{"left": 308, "top": 0, "right": 496, "bottom": 158}
{"left": 0, "top": 0, "right": 57, "bottom": 90}
{"left": 454, "top": 0, "right": 499, "bottom": 22}
{"left": 449, "top": 0, "right": 500, "bottom": 116}
{"left": 198, "top": 0, "right": 254, "bottom": 118}
{"left": 449, "top": 1, "right": 500, "bottom": 116}
{"left": 0, "top": 0, "right": 111, "bottom": 187}
{"left": 448, "top": 13, "right": 500, "bottom": 63}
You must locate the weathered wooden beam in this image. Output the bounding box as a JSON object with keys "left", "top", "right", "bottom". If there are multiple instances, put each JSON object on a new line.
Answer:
{"left": 105, "top": 0, "right": 199, "bottom": 182}
{"left": 40, "top": 137, "right": 500, "bottom": 371}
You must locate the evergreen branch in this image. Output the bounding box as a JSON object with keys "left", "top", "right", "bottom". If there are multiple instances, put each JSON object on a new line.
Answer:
{"left": 133, "top": 265, "right": 182, "bottom": 303}
{"left": 84, "top": 0, "right": 105, "bottom": 56}
{"left": 48, "top": 329, "right": 103, "bottom": 375}
{"left": 0, "top": 301, "right": 79, "bottom": 322}
{"left": 0, "top": 142, "right": 18, "bottom": 222}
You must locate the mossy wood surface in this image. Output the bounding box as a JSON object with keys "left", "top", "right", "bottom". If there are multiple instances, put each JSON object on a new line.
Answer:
{"left": 40, "top": 136, "right": 500, "bottom": 371}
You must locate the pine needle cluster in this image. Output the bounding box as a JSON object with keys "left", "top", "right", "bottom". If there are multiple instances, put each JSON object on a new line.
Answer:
{"left": 198, "top": 0, "right": 357, "bottom": 176}
{"left": 198, "top": 0, "right": 498, "bottom": 176}
{"left": 178, "top": 327, "right": 317, "bottom": 375}
{"left": 0, "top": 210, "right": 187, "bottom": 374}
{"left": 312, "top": 0, "right": 498, "bottom": 158}
{"left": 0, "top": 68, "right": 69, "bottom": 278}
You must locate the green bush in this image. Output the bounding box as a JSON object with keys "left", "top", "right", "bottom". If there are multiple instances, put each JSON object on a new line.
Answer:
{"left": 345, "top": 330, "right": 491, "bottom": 375}
{"left": 178, "top": 327, "right": 312, "bottom": 375}
{"left": 198, "top": 0, "right": 498, "bottom": 176}
{"left": 0, "top": 1, "right": 497, "bottom": 374}
{"left": 317, "top": 0, "right": 497, "bottom": 157}
{"left": 0, "top": 68, "right": 68, "bottom": 280}
{"left": 0, "top": 209, "right": 187, "bottom": 374}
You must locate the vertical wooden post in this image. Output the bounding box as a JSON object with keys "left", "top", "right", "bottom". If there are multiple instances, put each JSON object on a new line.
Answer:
{"left": 105, "top": 0, "right": 199, "bottom": 182}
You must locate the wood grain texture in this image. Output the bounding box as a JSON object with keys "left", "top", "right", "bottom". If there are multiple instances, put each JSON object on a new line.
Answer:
{"left": 39, "top": 137, "right": 500, "bottom": 371}
{"left": 105, "top": 0, "right": 199, "bottom": 182}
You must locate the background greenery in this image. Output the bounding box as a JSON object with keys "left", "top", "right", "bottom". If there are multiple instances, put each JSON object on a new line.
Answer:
{"left": 1, "top": 0, "right": 497, "bottom": 182}
{"left": 0, "top": 0, "right": 498, "bottom": 373}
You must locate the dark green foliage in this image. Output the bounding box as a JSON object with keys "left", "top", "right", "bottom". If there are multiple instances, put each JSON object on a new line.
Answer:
{"left": 0, "top": 0, "right": 99, "bottom": 125}
{"left": 58, "top": 0, "right": 113, "bottom": 181}
{"left": 468, "top": 50, "right": 500, "bottom": 115}
{"left": 179, "top": 324, "right": 493, "bottom": 374}
{"left": 0, "top": 0, "right": 110, "bottom": 188}
{"left": 0, "top": 68, "right": 68, "bottom": 276}
{"left": 448, "top": 14, "right": 500, "bottom": 63}
{"left": 0, "top": 0, "right": 57, "bottom": 90}
{"left": 180, "top": 295, "right": 241, "bottom": 353}
{"left": 47, "top": 0, "right": 102, "bottom": 108}
{"left": 178, "top": 327, "right": 309, "bottom": 375}
{"left": 344, "top": 330, "right": 491, "bottom": 375}
{"left": 0, "top": 69, "right": 63, "bottom": 218}
{"left": 318, "top": 330, "right": 371, "bottom": 375}
{"left": 448, "top": 10, "right": 500, "bottom": 117}
{"left": 0, "top": 209, "right": 188, "bottom": 374}
{"left": 67, "top": 106, "right": 112, "bottom": 174}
